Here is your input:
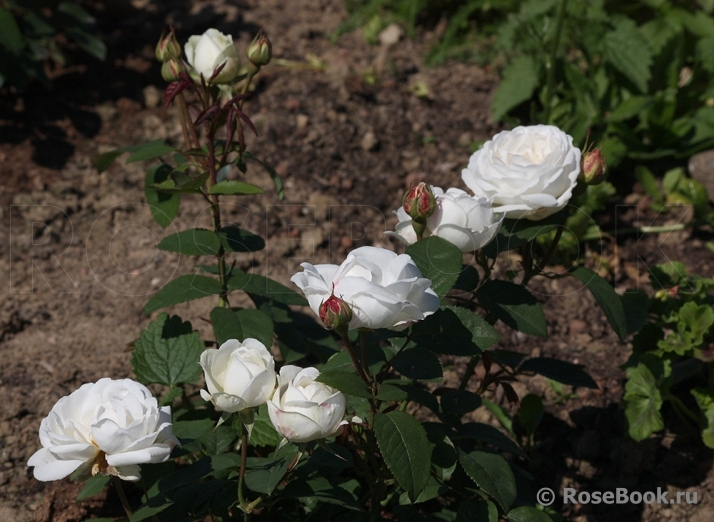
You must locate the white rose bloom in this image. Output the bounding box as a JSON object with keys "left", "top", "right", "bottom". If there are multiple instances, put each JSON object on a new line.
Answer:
{"left": 291, "top": 246, "right": 440, "bottom": 331}
{"left": 27, "top": 378, "right": 178, "bottom": 482}
{"left": 462, "top": 125, "right": 581, "bottom": 220}
{"left": 387, "top": 186, "right": 503, "bottom": 252}
{"left": 184, "top": 29, "right": 241, "bottom": 83}
{"left": 267, "top": 366, "right": 347, "bottom": 443}
{"left": 200, "top": 338, "right": 276, "bottom": 413}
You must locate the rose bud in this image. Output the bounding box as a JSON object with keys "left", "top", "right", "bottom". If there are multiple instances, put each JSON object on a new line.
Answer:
{"left": 161, "top": 58, "right": 186, "bottom": 82}
{"left": 580, "top": 148, "right": 606, "bottom": 185}
{"left": 246, "top": 31, "right": 272, "bottom": 67}
{"left": 319, "top": 294, "right": 353, "bottom": 333}
{"left": 403, "top": 182, "right": 436, "bottom": 221}
{"left": 155, "top": 28, "right": 182, "bottom": 62}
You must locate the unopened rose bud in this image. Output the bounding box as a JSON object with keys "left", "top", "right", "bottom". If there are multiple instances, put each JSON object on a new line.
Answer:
{"left": 402, "top": 182, "right": 436, "bottom": 221}
{"left": 246, "top": 31, "right": 272, "bottom": 67}
{"left": 319, "top": 294, "right": 353, "bottom": 331}
{"left": 155, "top": 28, "right": 181, "bottom": 62}
{"left": 580, "top": 148, "right": 606, "bottom": 185}
{"left": 161, "top": 59, "right": 185, "bottom": 82}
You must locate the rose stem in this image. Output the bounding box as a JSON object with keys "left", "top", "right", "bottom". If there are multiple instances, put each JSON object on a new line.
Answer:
{"left": 359, "top": 330, "right": 371, "bottom": 384}
{"left": 543, "top": 0, "right": 568, "bottom": 122}
{"left": 340, "top": 332, "right": 371, "bottom": 386}
{"left": 238, "top": 419, "right": 249, "bottom": 511}
{"left": 111, "top": 476, "right": 133, "bottom": 518}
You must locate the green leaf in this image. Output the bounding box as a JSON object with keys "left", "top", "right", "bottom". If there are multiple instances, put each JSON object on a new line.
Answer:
{"left": 569, "top": 267, "right": 627, "bottom": 342}
{"left": 217, "top": 226, "right": 265, "bottom": 253}
{"left": 391, "top": 347, "right": 443, "bottom": 380}
{"left": 621, "top": 290, "right": 651, "bottom": 335}
{"left": 517, "top": 394, "right": 544, "bottom": 437}
{"left": 209, "top": 307, "right": 274, "bottom": 348}
{"left": 172, "top": 419, "right": 214, "bottom": 443}
{"left": 412, "top": 306, "right": 499, "bottom": 355}
{"left": 423, "top": 423, "right": 457, "bottom": 481}
{"left": 145, "top": 164, "right": 180, "bottom": 228}
{"left": 127, "top": 141, "right": 176, "bottom": 164}
{"left": 157, "top": 229, "right": 221, "bottom": 256}
{"left": 374, "top": 411, "right": 431, "bottom": 502}
{"left": 441, "top": 389, "right": 482, "bottom": 416}
{"left": 76, "top": 474, "right": 110, "bottom": 501}
{"left": 458, "top": 499, "right": 499, "bottom": 522}
{"left": 458, "top": 449, "right": 517, "bottom": 512}
{"left": 393, "top": 384, "right": 440, "bottom": 414}
{"left": 151, "top": 172, "right": 209, "bottom": 193}
{"left": 0, "top": 8, "right": 24, "bottom": 54}
{"left": 376, "top": 384, "right": 409, "bottom": 401}
{"left": 406, "top": 236, "right": 463, "bottom": 299}
{"left": 491, "top": 55, "right": 539, "bottom": 121}
{"left": 208, "top": 180, "right": 265, "bottom": 195}
{"left": 609, "top": 96, "right": 654, "bottom": 122}
{"left": 281, "top": 476, "right": 362, "bottom": 511}
{"left": 97, "top": 140, "right": 175, "bottom": 173}
{"left": 507, "top": 506, "right": 554, "bottom": 522}
{"left": 460, "top": 422, "right": 527, "bottom": 459}
{"left": 453, "top": 264, "right": 480, "bottom": 293}
{"left": 692, "top": 389, "right": 714, "bottom": 448}
{"left": 604, "top": 20, "right": 652, "bottom": 93}
{"left": 245, "top": 456, "right": 291, "bottom": 495}
{"left": 478, "top": 281, "right": 547, "bottom": 337}
{"left": 317, "top": 370, "right": 372, "bottom": 398}
{"left": 624, "top": 363, "right": 664, "bottom": 441}
{"left": 227, "top": 270, "right": 307, "bottom": 306}
{"left": 144, "top": 275, "right": 223, "bottom": 314}
{"left": 518, "top": 357, "right": 597, "bottom": 388}
{"left": 132, "top": 313, "right": 204, "bottom": 386}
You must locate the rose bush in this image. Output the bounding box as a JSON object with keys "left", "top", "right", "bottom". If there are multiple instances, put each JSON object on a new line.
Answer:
{"left": 27, "top": 378, "right": 178, "bottom": 482}
{"left": 462, "top": 124, "right": 581, "bottom": 220}
{"left": 387, "top": 186, "right": 503, "bottom": 252}
{"left": 291, "top": 245, "right": 439, "bottom": 330}
{"left": 200, "top": 338, "right": 276, "bottom": 413}
{"left": 185, "top": 28, "right": 241, "bottom": 83}
{"left": 267, "top": 366, "right": 347, "bottom": 443}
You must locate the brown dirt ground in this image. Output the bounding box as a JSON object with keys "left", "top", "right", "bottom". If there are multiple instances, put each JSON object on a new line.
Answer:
{"left": 1, "top": 1, "right": 714, "bottom": 521}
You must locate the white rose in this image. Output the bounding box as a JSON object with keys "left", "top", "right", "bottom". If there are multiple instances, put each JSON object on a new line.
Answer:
{"left": 291, "top": 246, "right": 440, "bottom": 331}
{"left": 462, "top": 125, "right": 581, "bottom": 220}
{"left": 387, "top": 186, "right": 504, "bottom": 252}
{"left": 27, "top": 378, "right": 178, "bottom": 482}
{"left": 184, "top": 29, "right": 241, "bottom": 83}
{"left": 200, "top": 338, "right": 276, "bottom": 413}
{"left": 267, "top": 366, "right": 346, "bottom": 443}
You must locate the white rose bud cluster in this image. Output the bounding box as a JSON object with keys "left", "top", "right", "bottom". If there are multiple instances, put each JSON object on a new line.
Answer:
{"left": 27, "top": 378, "right": 179, "bottom": 482}
{"left": 199, "top": 338, "right": 276, "bottom": 413}
{"left": 184, "top": 28, "right": 241, "bottom": 83}
{"left": 462, "top": 125, "right": 581, "bottom": 220}
{"left": 387, "top": 186, "right": 503, "bottom": 252}
{"left": 291, "top": 246, "right": 440, "bottom": 331}
{"left": 268, "top": 366, "right": 347, "bottom": 443}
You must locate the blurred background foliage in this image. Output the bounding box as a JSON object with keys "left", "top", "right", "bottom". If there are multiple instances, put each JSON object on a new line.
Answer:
{"left": 0, "top": 0, "right": 105, "bottom": 90}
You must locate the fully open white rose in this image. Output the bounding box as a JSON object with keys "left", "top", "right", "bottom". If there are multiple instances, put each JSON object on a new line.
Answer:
{"left": 387, "top": 186, "right": 503, "bottom": 252}
{"left": 184, "top": 29, "right": 241, "bottom": 83}
{"left": 462, "top": 125, "right": 581, "bottom": 220}
{"left": 200, "top": 338, "right": 276, "bottom": 413}
{"left": 267, "top": 366, "right": 346, "bottom": 443}
{"left": 291, "top": 246, "right": 439, "bottom": 331}
{"left": 27, "top": 378, "right": 178, "bottom": 482}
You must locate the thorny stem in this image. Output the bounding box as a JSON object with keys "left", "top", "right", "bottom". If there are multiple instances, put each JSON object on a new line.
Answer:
{"left": 177, "top": 92, "right": 201, "bottom": 150}
{"left": 459, "top": 313, "right": 498, "bottom": 391}
{"left": 340, "top": 332, "right": 372, "bottom": 387}
{"left": 359, "top": 330, "right": 371, "bottom": 385}
{"left": 538, "top": 225, "right": 565, "bottom": 277}
{"left": 112, "top": 476, "right": 133, "bottom": 519}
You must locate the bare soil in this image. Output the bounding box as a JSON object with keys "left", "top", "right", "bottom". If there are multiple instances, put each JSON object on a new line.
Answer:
{"left": 1, "top": 1, "right": 713, "bottom": 521}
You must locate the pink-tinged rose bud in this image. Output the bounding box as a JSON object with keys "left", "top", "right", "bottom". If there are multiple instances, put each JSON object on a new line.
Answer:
{"left": 402, "top": 182, "right": 436, "bottom": 221}
{"left": 161, "top": 58, "right": 186, "bottom": 82}
{"left": 580, "top": 148, "right": 606, "bottom": 185}
{"left": 319, "top": 294, "right": 353, "bottom": 331}
{"left": 155, "top": 28, "right": 182, "bottom": 62}
{"left": 246, "top": 31, "right": 272, "bottom": 67}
